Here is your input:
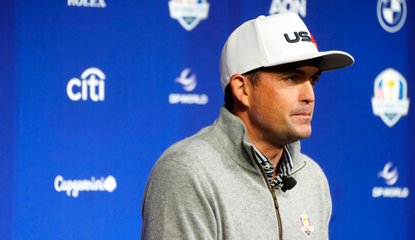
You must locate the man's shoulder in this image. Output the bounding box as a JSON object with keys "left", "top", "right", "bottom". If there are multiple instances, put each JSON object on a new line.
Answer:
{"left": 293, "top": 152, "right": 329, "bottom": 189}
{"left": 301, "top": 154, "right": 325, "bottom": 174}
{"left": 299, "top": 153, "right": 320, "bottom": 169}
{"left": 145, "top": 123, "right": 231, "bottom": 193}
{"left": 156, "top": 124, "right": 222, "bottom": 168}
{"left": 287, "top": 141, "right": 325, "bottom": 175}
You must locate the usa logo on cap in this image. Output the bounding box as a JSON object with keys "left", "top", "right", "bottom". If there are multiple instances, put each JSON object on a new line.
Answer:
{"left": 299, "top": 214, "right": 314, "bottom": 236}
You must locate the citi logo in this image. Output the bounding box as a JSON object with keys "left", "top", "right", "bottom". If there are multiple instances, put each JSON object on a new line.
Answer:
{"left": 67, "top": 68, "right": 105, "bottom": 102}
{"left": 269, "top": 0, "right": 306, "bottom": 17}
{"left": 67, "top": 0, "right": 106, "bottom": 8}
{"left": 378, "top": 162, "right": 398, "bottom": 185}
{"left": 54, "top": 175, "right": 117, "bottom": 198}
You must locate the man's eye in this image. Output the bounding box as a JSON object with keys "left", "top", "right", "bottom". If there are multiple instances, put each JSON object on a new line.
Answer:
{"left": 286, "top": 76, "right": 297, "bottom": 82}
{"left": 310, "top": 77, "right": 320, "bottom": 86}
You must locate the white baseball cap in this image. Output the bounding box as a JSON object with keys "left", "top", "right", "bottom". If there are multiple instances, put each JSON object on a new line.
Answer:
{"left": 219, "top": 12, "right": 354, "bottom": 91}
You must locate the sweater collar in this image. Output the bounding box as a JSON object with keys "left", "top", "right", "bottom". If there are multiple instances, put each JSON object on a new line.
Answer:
{"left": 212, "top": 106, "right": 303, "bottom": 172}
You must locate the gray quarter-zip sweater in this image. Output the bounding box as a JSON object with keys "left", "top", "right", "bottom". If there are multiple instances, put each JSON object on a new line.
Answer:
{"left": 141, "top": 106, "right": 331, "bottom": 240}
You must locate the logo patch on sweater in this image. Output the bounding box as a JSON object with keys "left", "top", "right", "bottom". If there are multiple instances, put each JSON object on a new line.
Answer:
{"left": 299, "top": 214, "right": 314, "bottom": 236}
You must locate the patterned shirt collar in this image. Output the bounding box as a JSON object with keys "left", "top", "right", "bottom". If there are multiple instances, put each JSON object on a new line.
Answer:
{"left": 253, "top": 145, "right": 294, "bottom": 189}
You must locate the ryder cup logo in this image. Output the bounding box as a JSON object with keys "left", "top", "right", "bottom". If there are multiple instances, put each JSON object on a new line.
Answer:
{"left": 67, "top": 68, "right": 105, "bottom": 102}
{"left": 269, "top": 0, "right": 306, "bottom": 17}
{"left": 372, "top": 162, "right": 409, "bottom": 198}
{"left": 168, "top": 0, "right": 210, "bottom": 31}
{"left": 299, "top": 214, "right": 314, "bottom": 236}
{"left": 371, "top": 68, "right": 409, "bottom": 127}
{"left": 377, "top": 0, "right": 407, "bottom": 33}
{"left": 169, "top": 68, "right": 208, "bottom": 105}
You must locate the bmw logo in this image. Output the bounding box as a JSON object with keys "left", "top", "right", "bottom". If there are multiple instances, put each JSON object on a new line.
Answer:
{"left": 377, "top": 0, "right": 407, "bottom": 33}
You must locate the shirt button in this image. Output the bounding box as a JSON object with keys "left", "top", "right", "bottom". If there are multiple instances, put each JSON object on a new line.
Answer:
{"left": 264, "top": 165, "right": 270, "bottom": 170}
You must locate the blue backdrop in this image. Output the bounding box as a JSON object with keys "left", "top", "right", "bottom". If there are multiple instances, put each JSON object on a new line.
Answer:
{"left": 0, "top": 0, "right": 413, "bottom": 239}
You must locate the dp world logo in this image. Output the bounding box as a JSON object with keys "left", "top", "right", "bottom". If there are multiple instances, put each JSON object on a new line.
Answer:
{"left": 371, "top": 68, "right": 409, "bottom": 127}
{"left": 372, "top": 162, "right": 409, "bottom": 198}
{"left": 175, "top": 68, "right": 197, "bottom": 91}
{"left": 378, "top": 162, "right": 398, "bottom": 185}
{"left": 168, "top": 0, "right": 210, "bottom": 31}
{"left": 377, "top": 0, "right": 407, "bottom": 33}
{"left": 169, "top": 68, "right": 208, "bottom": 105}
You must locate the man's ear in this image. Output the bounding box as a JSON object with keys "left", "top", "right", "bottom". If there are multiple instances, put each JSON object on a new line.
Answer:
{"left": 229, "top": 74, "right": 251, "bottom": 107}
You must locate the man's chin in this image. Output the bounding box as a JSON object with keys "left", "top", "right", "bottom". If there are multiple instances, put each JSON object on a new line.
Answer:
{"left": 278, "top": 130, "right": 311, "bottom": 146}
{"left": 291, "top": 127, "right": 312, "bottom": 141}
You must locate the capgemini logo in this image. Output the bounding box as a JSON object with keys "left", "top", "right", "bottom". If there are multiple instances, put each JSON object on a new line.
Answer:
{"left": 378, "top": 162, "right": 398, "bottom": 185}
{"left": 175, "top": 68, "right": 197, "bottom": 92}
{"left": 54, "top": 175, "right": 117, "bottom": 198}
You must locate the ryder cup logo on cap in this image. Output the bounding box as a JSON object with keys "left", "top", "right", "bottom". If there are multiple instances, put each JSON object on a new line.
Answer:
{"left": 377, "top": 0, "right": 407, "bottom": 33}
{"left": 219, "top": 13, "right": 354, "bottom": 91}
{"left": 371, "top": 68, "right": 409, "bottom": 127}
{"left": 168, "top": 0, "right": 210, "bottom": 31}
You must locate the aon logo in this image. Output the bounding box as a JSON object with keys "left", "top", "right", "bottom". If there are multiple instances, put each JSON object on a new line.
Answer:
{"left": 269, "top": 0, "right": 306, "bottom": 17}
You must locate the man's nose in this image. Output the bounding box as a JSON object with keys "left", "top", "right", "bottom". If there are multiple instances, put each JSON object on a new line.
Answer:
{"left": 300, "top": 80, "right": 315, "bottom": 103}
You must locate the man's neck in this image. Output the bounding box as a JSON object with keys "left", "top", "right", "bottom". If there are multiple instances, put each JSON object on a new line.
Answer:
{"left": 251, "top": 140, "right": 284, "bottom": 167}
{"left": 232, "top": 108, "right": 285, "bottom": 166}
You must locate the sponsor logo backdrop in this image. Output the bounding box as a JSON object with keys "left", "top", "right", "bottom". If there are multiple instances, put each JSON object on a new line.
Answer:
{"left": 0, "top": 0, "right": 414, "bottom": 239}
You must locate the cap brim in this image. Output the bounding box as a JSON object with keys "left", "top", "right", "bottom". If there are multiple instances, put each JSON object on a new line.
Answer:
{"left": 263, "top": 50, "right": 354, "bottom": 72}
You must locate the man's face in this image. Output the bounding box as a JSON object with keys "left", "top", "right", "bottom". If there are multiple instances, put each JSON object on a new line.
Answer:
{"left": 246, "top": 59, "right": 321, "bottom": 147}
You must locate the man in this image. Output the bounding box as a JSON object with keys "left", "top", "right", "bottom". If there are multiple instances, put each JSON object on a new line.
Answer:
{"left": 141, "top": 12, "right": 354, "bottom": 239}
